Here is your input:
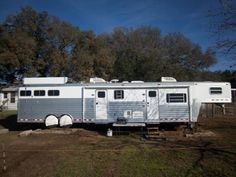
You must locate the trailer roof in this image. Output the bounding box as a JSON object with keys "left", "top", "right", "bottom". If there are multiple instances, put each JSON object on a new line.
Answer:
{"left": 22, "top": 81, "right": 230, "bottom": 88}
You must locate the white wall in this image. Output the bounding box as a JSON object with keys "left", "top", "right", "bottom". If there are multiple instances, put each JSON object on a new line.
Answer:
{"left": 1, "top": 91, "right": 18, "bottom": 110}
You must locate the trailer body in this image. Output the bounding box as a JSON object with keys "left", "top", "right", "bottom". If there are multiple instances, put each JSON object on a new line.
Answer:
{"left": 17, "top": 78, "right": 232, "bottom": 126}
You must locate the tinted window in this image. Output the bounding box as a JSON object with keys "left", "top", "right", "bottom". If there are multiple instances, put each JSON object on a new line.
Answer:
{"left": 98, "top": 91, "right": 105, "bottom": 98}
{"left": 149, "top": 91, "right": 156, "bottom": 97}
{"left": 48, "top": 90, "right": 60, "bottom": 96}
{"left": 34, "top": 90, "right": 45, "bottom": 96}
{"left": 210, "top": 87, "right": 222, "bottom": 94}
{"left": 114, "top": 90, "right": 124, "bottom": 99}
{"left": 20, "top": 90, "right": 31, "bottom": 96}
{"left": 166, "top": 93, "right": 187, "bottom": 103}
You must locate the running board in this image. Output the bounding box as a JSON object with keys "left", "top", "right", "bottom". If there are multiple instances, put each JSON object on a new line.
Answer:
{"left": 112, "top": 123, "right": 146, "bottom": 127}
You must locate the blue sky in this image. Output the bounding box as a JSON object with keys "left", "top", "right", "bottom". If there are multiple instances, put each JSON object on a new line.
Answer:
{"left": 0, "top": 0, "right": 234, "bottom": 70}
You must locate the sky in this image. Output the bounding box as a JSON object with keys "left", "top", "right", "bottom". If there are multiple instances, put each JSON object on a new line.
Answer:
{"left": 0, "top": 0, "right": 235, "bottom": 71}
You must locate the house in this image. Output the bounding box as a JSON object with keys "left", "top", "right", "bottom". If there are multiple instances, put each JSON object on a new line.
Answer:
{"left": 0, "top": 86, "right": 18, "bottom": 110}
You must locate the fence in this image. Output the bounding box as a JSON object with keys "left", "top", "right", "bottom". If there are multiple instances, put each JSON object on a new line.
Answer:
{"left": 200, "top": 89, "right": 236, "bottom": 118}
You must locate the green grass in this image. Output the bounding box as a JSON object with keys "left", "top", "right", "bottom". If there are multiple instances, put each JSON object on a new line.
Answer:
{"left": 43, "top": 142, "right": 235, "bottom": 177}
{"left": 0, "top": 110, "right": 17, "bottom": 120}
{"left": 0, "top": 112, "right": 235, "bottom": 177}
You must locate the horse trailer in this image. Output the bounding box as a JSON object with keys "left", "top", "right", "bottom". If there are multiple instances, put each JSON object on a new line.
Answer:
{"left": 17, "top": 77, "right": 232, "bottom": 127}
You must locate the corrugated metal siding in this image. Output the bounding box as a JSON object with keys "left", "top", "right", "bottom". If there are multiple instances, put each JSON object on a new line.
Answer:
{"left": 18, "top": 98, "right": 83, "bottom": 120}
{"left": 159, "top": 105, "right": 189, "bottom": 122}
{"left": 108, "top": 101, "right": 146, "bottom": 120}
{"left": 84, "top": 98, "right": 95, "bottom": 119}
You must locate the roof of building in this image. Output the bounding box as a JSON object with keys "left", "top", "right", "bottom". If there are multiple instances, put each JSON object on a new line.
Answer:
{"left": 1, "top": 87, "right": 18, "bottom": 92}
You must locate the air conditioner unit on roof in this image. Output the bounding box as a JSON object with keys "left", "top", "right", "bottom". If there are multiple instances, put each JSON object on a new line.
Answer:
{"left": 23, "top": 77, "right": 68, "bottom": 85}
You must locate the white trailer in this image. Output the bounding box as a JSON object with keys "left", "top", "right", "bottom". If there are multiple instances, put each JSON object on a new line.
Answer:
{"left": 17, "top": 77, "right": 232, "bottom": 127}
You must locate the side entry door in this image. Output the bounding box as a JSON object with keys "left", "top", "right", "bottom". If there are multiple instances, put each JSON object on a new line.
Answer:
{"left": 95, "top": 90, "right": 108, "bottom": 120}
{"left": 146, "top": 89, "right": 159, "bottom": 120}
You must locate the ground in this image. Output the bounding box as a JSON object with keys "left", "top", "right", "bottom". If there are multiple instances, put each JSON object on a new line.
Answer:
{"left": 0, "top": 111, "right": 235, "bottom": 177}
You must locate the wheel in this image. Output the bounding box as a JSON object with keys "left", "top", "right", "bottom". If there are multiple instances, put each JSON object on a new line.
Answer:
{"left": 59, "top": 114, "right": 73, "bottom": 127}
{"left": 45, "top": 115, "right": 58, "bottom": 127}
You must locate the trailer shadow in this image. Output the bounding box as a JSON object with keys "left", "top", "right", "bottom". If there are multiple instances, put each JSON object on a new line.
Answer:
{"left": 0, "top": 112, "right": 112, "bottom": 135}
{"left": 0, "top": 113, "right": 44, "bottom": 131}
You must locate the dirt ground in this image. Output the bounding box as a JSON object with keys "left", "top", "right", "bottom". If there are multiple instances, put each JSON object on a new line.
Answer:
{"left": 0, "top": 112, "right": 236, "bottom": 177}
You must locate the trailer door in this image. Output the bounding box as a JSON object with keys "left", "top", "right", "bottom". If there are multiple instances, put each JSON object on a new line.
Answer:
{"left": 95, "top": 90, "right": 108, "bottom": 120}
{"left": 146, "top": 89, "right": 159, "bottom": 120}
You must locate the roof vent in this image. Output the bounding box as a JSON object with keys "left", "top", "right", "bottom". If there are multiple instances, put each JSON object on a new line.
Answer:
{"left": 161, "top": 77, "right": 177, "bottom": 82}
{"left": 89, "top": 77, "right": 106, "bottom": 83}
{"left": 110, "top": 79, "right": 119, "bottom": 83}
{"left": 131, "top": 81, "right": 144, "bottom": 83}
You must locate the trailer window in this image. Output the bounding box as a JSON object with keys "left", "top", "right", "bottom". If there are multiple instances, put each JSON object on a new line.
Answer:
{"left": 4, "top": 93, "right": 7, "bottom": 99}
{"left": 114, "top": 90, "right": 124, "bottom": 99}
{"left": 34, "top": 90, "right": 45, "bottom": 96}
{"left": 149, "top": 91, "right": 156, "bottom": 97}
{"left": 98, "top": 91, "right": 105, "bottom": 98}
{"left": 20, "top": 90, "right": 31, "bottom": 96}
{"left": 48, "top": 90, "right": 60, "bottom": 96}
{"left": 210, "top": 87, "right": 222, "bottom": 94}
{"left": 166, "top": 93, "right": 186, "bottom": 103}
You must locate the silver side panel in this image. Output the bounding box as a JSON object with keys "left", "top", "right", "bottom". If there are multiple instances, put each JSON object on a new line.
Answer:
{"left": 84, "top": 98, "right": 95, "bottom": 120}
{"left": 159, "top": 105, "right": 189, "bottom": 122}
{"left": 18, "top": 98, "right": 83, "bottom": 122}
{"left": 107, "top": 101, "right": 146, "bottom": 122}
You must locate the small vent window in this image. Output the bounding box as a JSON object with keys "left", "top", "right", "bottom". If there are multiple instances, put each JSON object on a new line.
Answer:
{"left": 20, "top": 90, "right": 31, "bottom": 96}
{"left": 48, "top": 90, "right": 60, "bottom": 96}
{"left": 114, "top": 90, "right": 124, "bottom": 99}
{"left": 98, "top": 91, "right": 105, "bottom": 98}
{"left": 210, "top": 87, "right": 222, "bottom": 94}
{"left": 149, "top": 91, "right": 156, "bottom": 97}
{"left": 166, "top": 93, "right": 187, "bottom": 103}
{"left": 34, "top": 90, "right": 45, "bottom": 96}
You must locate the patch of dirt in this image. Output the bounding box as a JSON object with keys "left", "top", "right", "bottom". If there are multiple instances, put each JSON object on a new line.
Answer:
{"left": 18, "top": 128, "right": 100, "bottom": 137}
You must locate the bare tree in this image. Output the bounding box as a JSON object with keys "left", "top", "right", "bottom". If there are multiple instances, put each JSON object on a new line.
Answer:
{"left": 209, "top": 0, "right": 236, "bottom": 59}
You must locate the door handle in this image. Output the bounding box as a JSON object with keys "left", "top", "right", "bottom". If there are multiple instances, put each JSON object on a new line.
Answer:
{"left": 96, "top": 102, "right": 98, "bottom": 105}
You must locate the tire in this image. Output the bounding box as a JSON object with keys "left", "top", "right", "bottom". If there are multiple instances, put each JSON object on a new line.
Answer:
{"left": 45, "top": 115, "right": 58, "bottom": 127}
{"left": 59, "top": 114, "right": 73, "bottom": 127}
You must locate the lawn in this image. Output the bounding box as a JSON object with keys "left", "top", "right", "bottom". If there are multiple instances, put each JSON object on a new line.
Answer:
{"left": 0, "top": 111, "right": 235, "bottom": 177}
{"left": 0, "top": 110, "right": 17, "bottom": 120}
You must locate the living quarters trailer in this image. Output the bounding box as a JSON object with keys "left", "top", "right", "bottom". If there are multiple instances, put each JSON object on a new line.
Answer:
{"left": 17, "top": 77, "right": 232, "bottom": 127}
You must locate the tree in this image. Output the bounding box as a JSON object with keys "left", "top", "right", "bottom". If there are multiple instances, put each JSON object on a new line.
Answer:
{"left": 44, "top": 17, "right": 80, "bottom": 76}
{"left": 0, "top": 6, "right": 218, "bottom": 83}
{"left": 162, "top": 33, "right": 216, "bottom": 80}
{"left": 112, "top": 27, "right": 164, "bottom": 81}
{"left": 94, "top": 33, "right": 115, "bottom": 80}
{"left": 0, "top": 26, "right": 37, "bottom": 82}
{"left": 0, "top": 6, "right": 80, "bottom": 81}
{"left": 69, "top": 31, "right": 96, "bottom": 81}
{"left": 208, "top": 0, "right": 236, "bottom": 62}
